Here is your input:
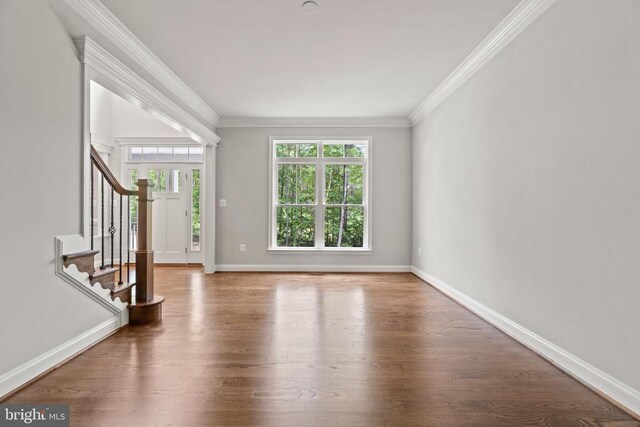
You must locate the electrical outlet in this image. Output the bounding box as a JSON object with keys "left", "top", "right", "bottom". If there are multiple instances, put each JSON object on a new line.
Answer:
{"left": 219, "top": 199, "right": 227, "bottom": 207}
{"left": 240, "top": 244, "right": 247, "bottom": 252}
{"left": 418, "top": 247, "right": 422, "bottom": 256}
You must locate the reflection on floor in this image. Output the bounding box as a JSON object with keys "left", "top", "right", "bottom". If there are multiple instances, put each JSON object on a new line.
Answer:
{"left": 4, "top": 267, "right": 636, "bottom": 425}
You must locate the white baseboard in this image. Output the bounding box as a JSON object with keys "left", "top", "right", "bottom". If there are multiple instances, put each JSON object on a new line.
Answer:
{"left": 411, "top": 266, "right": 640, "bottom": 418}
{"left": 0, "top": 318, "right": 120, "bottom": 399}
{"left": 216, "top": 264, "right": 411, "bottom": 273}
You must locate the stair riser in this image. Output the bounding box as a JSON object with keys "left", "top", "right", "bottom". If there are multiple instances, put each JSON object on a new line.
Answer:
{"left": 63, "top": 256, "right": 96, "bottom": 275}
{"left": 90, "top": 275, "right": 117, "bottom": 291}
{"left": 112, "top": 289, "right": 132, "bottom": 304}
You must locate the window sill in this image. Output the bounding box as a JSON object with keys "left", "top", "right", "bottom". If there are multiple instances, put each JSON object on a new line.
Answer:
{"left": 268, "top": 247, "right": 372, "bottom": 255}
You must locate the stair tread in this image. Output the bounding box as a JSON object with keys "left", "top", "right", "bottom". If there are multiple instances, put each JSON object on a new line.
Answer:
{"left": 89, "top": 267, "right": 118, "bottom": 279}
{"left": 63, "top": 250, "right": 99, "bottom": 261}
{"left": 112, "top": 282, "right": 135, "bottom": 295}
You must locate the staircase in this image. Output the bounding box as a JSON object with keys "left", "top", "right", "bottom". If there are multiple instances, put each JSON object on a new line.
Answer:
{"left": 62, "top": 250, "right": 135, "bottom": 304}
{"left": 61, "top": 145, "right": 164, "bottom": 324}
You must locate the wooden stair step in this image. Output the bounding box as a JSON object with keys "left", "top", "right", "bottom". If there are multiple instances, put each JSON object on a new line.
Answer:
{"left": 112, "top": 282, "right": 135, "bottom": 294}
{"left": 89, "top": 267, "right": 118, "bottom": 280}
{"left": 62, "top": 250, "right": 100, "bottom": 274}
{"left": 62, "top": 250, "right": 99, "bottom": 261}
{"left": 111, "top": 282, "right": 135, "bottom": 304}
{"left": 89, "top": 267, "right": 119, "bottom": 291}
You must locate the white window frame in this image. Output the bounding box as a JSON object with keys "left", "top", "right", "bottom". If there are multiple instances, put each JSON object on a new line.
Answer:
{"left": 268, "top": 137, "right": 372, "bottom": 254}
{"left": 121, "top": 145, "right": 205, "bottom": 164}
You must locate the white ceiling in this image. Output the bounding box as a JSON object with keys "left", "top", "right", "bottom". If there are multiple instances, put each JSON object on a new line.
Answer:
{"left": 100, "top": 0, "right": 519, "bottom": 118}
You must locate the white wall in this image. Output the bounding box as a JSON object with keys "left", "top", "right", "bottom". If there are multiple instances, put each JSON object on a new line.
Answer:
{"left": 90, "top": 82, "right": 114, "bottom": 147}
{"left": 109, "top": 92, "right": 185, "bottom": 139}
{"left": 90, "top": 81, "right": 185, "bottom": 176}
{"left": 216, "top": 127, "right": 412, "bottom": 269}
{"left": 90, "top": 81, "right": 186, "bottom": 146}
{"left": 0, "top": 0, "right": 114, "bottom": 380}
{"left": 412, "top": 0, "right": 640, "bottom": 398}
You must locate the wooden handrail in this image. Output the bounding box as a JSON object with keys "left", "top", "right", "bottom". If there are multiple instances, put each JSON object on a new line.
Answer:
{"left": 90, "top": 145, "right": 136, "bottom": 196}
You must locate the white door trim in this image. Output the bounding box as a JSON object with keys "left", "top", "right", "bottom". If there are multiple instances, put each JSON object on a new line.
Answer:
{"left": 124, "top": 163, "right": 204, "bottom": 265}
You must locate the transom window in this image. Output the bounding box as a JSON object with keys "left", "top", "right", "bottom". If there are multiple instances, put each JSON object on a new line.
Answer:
{"left": 269, "top": 138, "right": 371, "bottom": 251}
{"left": 127, "top": 146, "right": 203, "bottom": 163}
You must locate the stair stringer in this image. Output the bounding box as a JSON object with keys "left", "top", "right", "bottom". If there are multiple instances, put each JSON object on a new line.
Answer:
{"left": 55, "top": 235, "right": 129, "bottom": 326}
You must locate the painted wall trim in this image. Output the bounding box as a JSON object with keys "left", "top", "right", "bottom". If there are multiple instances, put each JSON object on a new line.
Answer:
{"left": 411, "top": 266, "right": 640, "bottom": 418}
{"left": 55, "top": 235, "right": 128, "bottom": 325}
{"left": 61, "top": 0, "right": 219, "bottom": 127}
{"left": 91, "top": 137, "right": 116, "bottom": 154}
{"left": 204, "top": 145, "right": 217, "bottom": 274}
{"left": 409, "top": 0, "right": 557, "bottom": 125}
{"left": 75, "top": 36, "right": 221, "bottom": 147}
{"left": 217, "top": 117, "right": 412, "bottom": 128}
{"left": 216, "top": 264, "right": 411, "bottom": 273}
{"left": 0, "top": 317, "right": 120, "bottom": 399}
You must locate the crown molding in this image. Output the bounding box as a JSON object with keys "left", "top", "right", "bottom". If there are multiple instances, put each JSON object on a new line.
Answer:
{"left": 62, "top": 0, "right": 219, "bottom": 127}
{"left": 217, "top": 117, "right": 412, "bottom": 128}
{"left": 75, "top": 36, "right": 221, "bottom": 147}
{"left": 409, "top": 0, "right": 557, "bottom": 126}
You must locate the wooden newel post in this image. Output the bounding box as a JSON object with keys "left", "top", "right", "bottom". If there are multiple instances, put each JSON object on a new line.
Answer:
{"left": 136, "top": 178, "right": 154, "bottom": 302}
{"left": 128, "top": 178, "right": 164, "bottom": 324}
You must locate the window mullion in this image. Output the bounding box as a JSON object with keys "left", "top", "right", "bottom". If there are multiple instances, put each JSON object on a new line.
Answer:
{"left": 275, "top": 158, "right": 317, "bottom": 164}
{"left": 364, "top": 158, "right": 369, "bottom": 249}
{"left": 315, "top": 160, "right": 324, "bottom": 248}
{"left": 322, "top": 157, "right": 365, "bottom": 164}
{"left": 271, "top": 156, "right": 277, "bottom": 248}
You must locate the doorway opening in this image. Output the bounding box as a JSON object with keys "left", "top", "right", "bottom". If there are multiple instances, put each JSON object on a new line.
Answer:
{"left": 124, "top": 146, "right": 204, "bottom": 264}
{"left": 90, "top": 80, "right": 207, "bottom": 267}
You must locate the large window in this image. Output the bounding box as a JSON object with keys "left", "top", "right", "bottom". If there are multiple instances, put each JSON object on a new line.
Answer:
{"left": 269, "top": 138, "right": 370, "bottom": 251}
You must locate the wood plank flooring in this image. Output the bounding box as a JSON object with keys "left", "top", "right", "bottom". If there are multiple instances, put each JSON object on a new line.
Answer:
{"left": 4, "top": 267, "right": 638, "bottom": 426}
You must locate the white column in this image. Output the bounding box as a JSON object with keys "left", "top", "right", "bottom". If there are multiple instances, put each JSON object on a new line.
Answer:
{"left": 204, "top": 143, "right": 216, "bottom": 274}
{"left": 82, "top": 65, "right": 92, "bottom": 239}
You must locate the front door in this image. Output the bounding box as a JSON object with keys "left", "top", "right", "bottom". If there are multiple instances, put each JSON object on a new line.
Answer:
{"left": 151, "top": 165, "right": 187, "bottom": 263}
{"left": 128, "top": 163, "right": 194, "bottom": 264}
{"left": 146, "top": 164, "right": 186, "bottom": 263}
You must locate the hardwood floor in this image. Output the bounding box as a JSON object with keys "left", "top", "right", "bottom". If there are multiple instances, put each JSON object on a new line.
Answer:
{"left": 4, "top": 267, "right": 638, "bottom": 426}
